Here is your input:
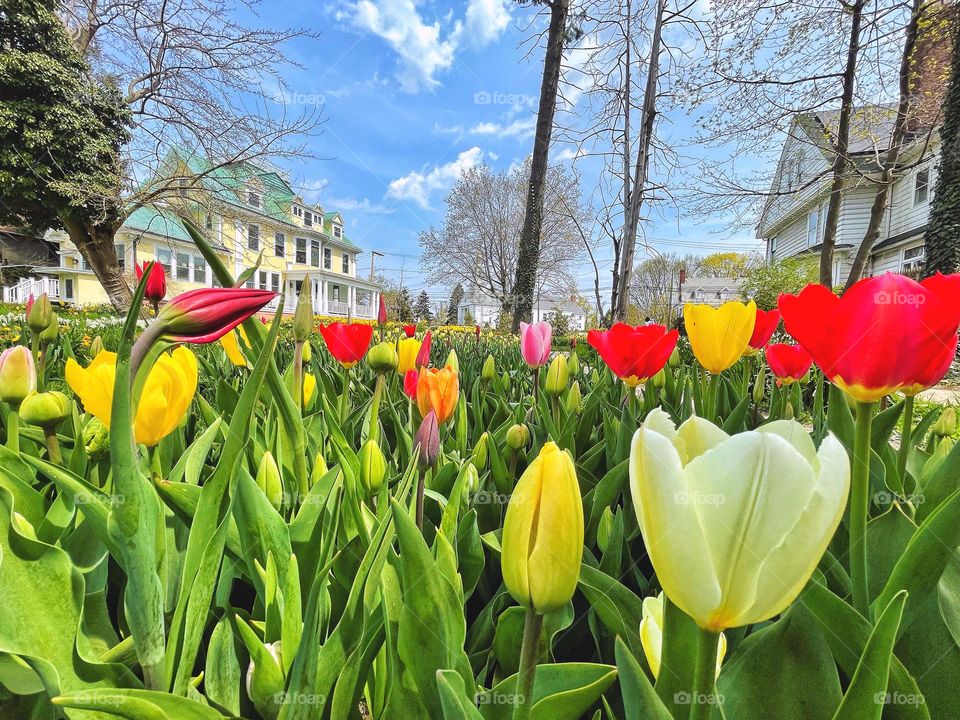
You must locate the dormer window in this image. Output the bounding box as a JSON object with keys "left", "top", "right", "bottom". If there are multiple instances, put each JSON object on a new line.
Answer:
{"left": 304, "top": 212, "right": 313, "bottom": 227}
{"left": 247, "top": 190, "right": 261, "bottom": 208}
{"left": 341, "top": 254, "right": 349, "bottom": 273}
{"left": 293, "top": 206, "right": 303, "bottom": 218}
{"left": 333, "top": 225, "right": 343, "bottom": 239}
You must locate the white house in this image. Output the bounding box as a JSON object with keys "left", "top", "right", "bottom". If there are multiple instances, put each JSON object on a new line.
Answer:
{"left": 456, "top": 289, "right": 587, "bottom": 331}
{"left": 758, "top": 105, "right": 939, "bottom": 284}
{"left": 680, "top": 277, "right": 744, "bottom": 307}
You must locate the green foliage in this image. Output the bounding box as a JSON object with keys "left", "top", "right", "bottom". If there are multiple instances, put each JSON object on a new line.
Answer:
{"left": 447, "top": 283, "right": 465, "bottom": 324}
{"left": 740, "top": 255, "right": 820, "bottom": 309}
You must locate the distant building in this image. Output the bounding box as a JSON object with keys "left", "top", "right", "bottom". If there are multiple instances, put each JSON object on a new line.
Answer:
{"left": 456, "top": 289, "right": 587, "bottom": 331}
{"left": 680, "top": 277, "right": 744, "bottom": 307}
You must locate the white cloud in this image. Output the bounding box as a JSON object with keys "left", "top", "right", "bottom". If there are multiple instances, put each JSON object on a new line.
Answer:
{"left": 345, "top": 0, "right": 510, "bottom": 93}
{"left": 387, "top": 147, "right": 485, "bottom": 209}
{"left": 553, "top": 146, "right": 586, "bottom": 162}
{"left": 325, "top": 196, "right": 396, "bottom": 215}
{"left": 434, "top": 116, "right": 535, "bottom": 140}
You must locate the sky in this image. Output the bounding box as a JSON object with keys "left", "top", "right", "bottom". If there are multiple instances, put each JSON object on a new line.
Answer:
{"left": 258, "top": 0, "right": 768, "bottom": 307}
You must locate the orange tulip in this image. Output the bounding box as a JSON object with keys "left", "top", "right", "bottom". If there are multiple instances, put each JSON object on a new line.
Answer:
{"left": 416, "top": 366, "right": 459, "bottom": 424}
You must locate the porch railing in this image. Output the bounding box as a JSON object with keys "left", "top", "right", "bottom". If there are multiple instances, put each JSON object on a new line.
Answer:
{"left": 3, "top": 277, "right": 61, "bottom": 304}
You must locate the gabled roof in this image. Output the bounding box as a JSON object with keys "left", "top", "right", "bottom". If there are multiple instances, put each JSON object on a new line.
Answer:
{"left": 121, "top": 205, "right": 192, "bottom": 243}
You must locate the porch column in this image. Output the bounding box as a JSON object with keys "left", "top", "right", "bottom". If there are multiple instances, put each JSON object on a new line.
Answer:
{"left": 320, "top": 280, "right": 327, "bottom": 315}
{"left": 348, "top": 285, "right": 356, "bottom": 315}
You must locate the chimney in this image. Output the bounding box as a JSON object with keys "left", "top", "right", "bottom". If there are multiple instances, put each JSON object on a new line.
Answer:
{"left": 908, "top": 1, "right": 956, "bottom": 131}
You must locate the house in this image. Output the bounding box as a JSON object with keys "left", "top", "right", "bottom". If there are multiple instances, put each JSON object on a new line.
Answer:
{"left": 2, "top": 153, "right": 382, "bottom": 318}
{"left": 456, "top": 289, "right": 587, "bottom": 331}
{"left": 681, "top": 277, "right": 744, "bottom": 307}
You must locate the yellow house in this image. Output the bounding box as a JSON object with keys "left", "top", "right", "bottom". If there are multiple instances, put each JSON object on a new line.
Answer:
{"left": 4, "top": 156, "right": 382, "bottom": 318}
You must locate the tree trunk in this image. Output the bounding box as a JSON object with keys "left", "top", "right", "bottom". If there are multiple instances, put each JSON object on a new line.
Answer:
{"left": 923, "top": 13, "right": 960, "bottom": 277}
{"left": 61, "top": 214, "right": 133, "bottom": 312}
{"left": 510, "top": 0, "right": 570, "bottom": 332}
{"left": 613, "top": 0, "right": 665, "bottom": 323}
{"left": 819, "top": 0, "right": 866, "bottom": 288}
{"left": 608, "top": 0, "right": 632, "bottom": 326}
{"left": 845, "top": 0, "right": 924, "bottom": 290}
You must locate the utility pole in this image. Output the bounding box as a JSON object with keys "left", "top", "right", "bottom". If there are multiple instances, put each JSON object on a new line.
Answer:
{"left": 369, "top": 250, "right": 383, "bottom": 280}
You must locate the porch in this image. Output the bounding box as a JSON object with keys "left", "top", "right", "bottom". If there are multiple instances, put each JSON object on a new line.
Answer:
{"left": 3, "top": 276, "right": 62, "bottom": 304}
{"left": 282, "top": 275, "right": 379, "bottom": 320}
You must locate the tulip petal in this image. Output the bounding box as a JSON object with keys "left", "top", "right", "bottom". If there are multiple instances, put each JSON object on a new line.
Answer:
{"left": 756, "top": 420, "right": 818, "bottom": 467}
{"left": 676, "top": 416, "right": 729, "bottom": 462}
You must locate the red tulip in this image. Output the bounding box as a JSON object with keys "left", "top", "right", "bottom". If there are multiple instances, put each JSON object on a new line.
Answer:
{"left": 765, "top": 343, "right": 813, "bottom": 385}
{"left": 403, "top": 369, "right": 419, "bottom": 399}
{"left": 416, "top": 331, "right": 432, "bottom": 368}
{"left": 475, "top": 324, "right": 481, "bottom": 339}
{"left": 748, "top": 308, "right": 780, "bottom": 351}
{"left": 318, "top": 322, "right": 374, "bottom": 368}
{"left": 378, "top": 296, "right": 388, "bottom": 325}
{"left": 135, "top": 261, "right": 167, "bottom": 304}
{"left": 153, "top": 287, "right": 276, "bottom": 344}
{"left": 25, "top": 294, "right": 34, "bottom": 316}
{"left": 403, "top": 324, "right": 417, "bottom": 338}
{"left": 586, "top": 323, "right": 679, "bottom": 387}
{"left": 779, "top": 272, "right": 960, "bottom": 402}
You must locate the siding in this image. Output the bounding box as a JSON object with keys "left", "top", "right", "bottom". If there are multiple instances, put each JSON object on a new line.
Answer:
{"left": 887, "top": 157, "right": 937, "bottom": 237}
{"left": 836, "top": 187, "right": 878, "bottom": 247}
{"left": 771, "top": 214, "right": 810, "bottom": 260}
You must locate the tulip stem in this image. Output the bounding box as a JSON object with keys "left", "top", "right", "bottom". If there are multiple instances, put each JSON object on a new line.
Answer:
{"left": 896, "top": 395, "right": 914, "bottom": 488}
{"left": 689, "top": 627, "right": 721, "bottom": 720}
{"left": 339, "top": 365, "right": 351, "bottom": 424}
{"left": 292, "top": 340, "right": 304, "bottom": 410}
{"left": 512, "top": 607, "right": 543, "bottom": 720}
{"left": 368, "top": 375, "right": 385, "bottom": 445}
{"left": 851, "top": 400, "right": 875, "bottom": 617}
{"left": 415, "top": 468, "right": 425, "bottom": 532}
{"left": 43, "top": 427, "right": 62, "bottom": 465}
{"left": 5, "top": 405, "right": 19, "bottom": 454}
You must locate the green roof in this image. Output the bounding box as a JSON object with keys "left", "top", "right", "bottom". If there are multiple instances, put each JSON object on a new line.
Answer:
{"left": 122, "top": 206, "right": 191, "bottom": 243}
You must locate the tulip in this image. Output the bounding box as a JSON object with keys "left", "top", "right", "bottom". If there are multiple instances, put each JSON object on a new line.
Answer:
{"left": 501, "top": 371, "right": 511, "bottom": 392}
{"left": 0, "top": 346, "right": 37, "bottom": 404}
{"left": 19, "top": 390, "right": 69, "bottom": 428}
{"left": 414, "top": 410, "right": 440, "bottom": 469}
{"left": 318, "top": 322, "right": 374, "bottom": 368}
{"left": 640, "top": 592, "right": 726, "bottom": 680}
{"left": 597, "top": 507, "right": 615, "bottom": 553}
{"left": 746, "top": 308, "right": 780, "bottom": 352}
{"left": 684, "top": 300, "right": 757, "bottom": 374}
{"left": 90, "top": 335, "right": 105, "bottom": 357}
{"left": 26, "top": 293, "right": 52, "bottom": 334}
{"left": 302, "top": 339, "right": 312, "bottom": 363}
{"left": 668, "top": 347, "right": 681, "bottom": 368}
{"left": 506, "top": 423, "right": 530, "bottom": 450}
{"left": 244, "top": 639, "right": 284, "bottom": 720}
{"left": 366, "top": 341, "right": 399, "bottom": 374}
{"left": 396, "top": 337, "right": 422, "bottom": 375}
{"left": 402, "top": 324, "right": 417, "bottom": 338}
{"left": 416, "top": 366, "right": 459, "bottom": 425}
{"left": 148, "top": 287, "right": 276, "bottom": 347}
{"left": 545, "top": 353, "right": 568, "bottom": 397}
{"left": 566, "top": 380, "right": 582, "bottom": 414}
{"left": 82, "top": 417, "right": 109, "bottom": 458}
{"left": 359, "top": 439, "right": 387, "bottom": 495}
{"left": 481, "top": 354, "right": 496, "bottom": 381}
{"left": 66, "top": 348, "right": 198, "bottom": 447}
{"left": 765, "top": 343, "right": 813, "bottom": 385}
{"left": 220, "top": 327, "right": 249, "bottom": 367}
{"left": 256, "top": 451, "right": 284, "bottom": 511}
{"left": 567, "top": 351, "right": 579, "bottom": 377}
{"left": 310, "top": 452, "right": 329, "bottom": 487}
{"left": 403, "top": 369, "right": 419, "bottom": 400}
{"left": 292, "top": 278, "right": 313, "bottom": 343}
{"left": 752, "top": 362, "right": 767, "bottom": 405}
{"left": 378, "top": 295, "right": 388, "bottom": 325}
{"left": 416, "top": 331, "right": 432, "bottom": 368}
{"left": 779, "top": 273, "right": 960, "bottom": 403}
{"left": 629, "top": 409, "right": 849, "bottom": 631}
{"left": 519, "top": 321, "right": 552, "bottom": 368}
{"left": 444, "top": 348, "right": 460, "bottom": 373}
{"left": 135, "top": 261, "right": 167, "bottom": 307}
{"left": 932, "top": 406, "right": 957, "bottom": 438}
{"left": 303, "top": 373, "right": 316, "bottom": 407}
{"left": 471, "top": 432, "right": 490, "bottom": 470}
{"left": 587, "top": 323, "right": 678, "bottom": 387}
{"left": 463, "top": 462, "right": 480, "bottom": 493}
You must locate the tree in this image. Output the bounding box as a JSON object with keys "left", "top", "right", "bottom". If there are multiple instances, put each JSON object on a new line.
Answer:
{"left": 924, "top": 11, "right": 960, "bottom": 277}
{"left": 511, "top": 0, "right": 574, "bottom": 331}
{"left": 414, "top": 291, "right": 432, "bottom": 324}
{"left": 740, "top": 256, "right": 819, "bottom": 311}
{"left": 446, "top": 283, "right": 465, "bottom": 324}
{"left": 697, "top": 252, "right": 759, "bottom": 278}
{"left": 395, "top": 288, "right": 414, "bottom": 323}
{"left": 0, "top": 0, "right": 130, "bottom": 295}
{"left": 419, "top": 161, "right": 588, "bottom": 310}
{"left": 629, "top": 252, "right": 690, "bottom": 324}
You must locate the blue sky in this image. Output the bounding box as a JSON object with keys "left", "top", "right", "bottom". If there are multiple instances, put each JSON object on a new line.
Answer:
{"left": 260, "top": 1, "right": 767, "bottom": 305}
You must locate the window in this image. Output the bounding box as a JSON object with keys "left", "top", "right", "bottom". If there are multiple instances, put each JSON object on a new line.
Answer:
{"left": 333, "top": 224, "right": 343, "bottom": 239}
{"left": 806, "top": 207, "right": 820, "bottom": 247}
{"left": 247, "top": 190, "right": 261, "bottom": 208}
{"left": 177, "top": 178, "right": 189, "bottom": 197}
{"left": 296, "top": 237, "right": 307, "bottom": 264}
{"left": 205, "top": 213, "right": 213, "bottom": 231}
{"left": 304, "top": 212, "right": 313, "bottom": 227}
{"left": 914, "top": 168, "right": 930, "bottom": 205}
{"left": 176, "top": 252, "right": 191, "bottom": 281}
{"left": 341, "top": 253, "right": 349, "bottom": 273}
{"left": 323, "top": 247, "right": 331, "bottom": 269}
{"left": 248, "top": 224, "right": 260, "bottom": 251}
{"left": 258, "top": 270, "right": 268, "bottom": 290}
{"left": 63, "top": 278, "right": 74, "bottom": 300}
{"left": 270, "top": 272, "right": 280, "bottom": 294}
{"left": 293, "top": 206, "right": 302, "bottom": 218}
{"left": 310, "top": 239, "right": 320, "bottom": 267}
{"left": 274, "top": 232, "right": 285, "bottom": 258}
{"left": 193, "top": 255, "right": 207, "bottom": 284}
{"left": 156, "top": 247, "right": 173, "bottom": 273}
{"left": 332, "top": 286, "right": 341, "bottom": 302}
{"left": 902, "top": 245, "right": 925, "bottom": 273}
{"left": 115, "top": 243, "right": 125, "bottom": 271}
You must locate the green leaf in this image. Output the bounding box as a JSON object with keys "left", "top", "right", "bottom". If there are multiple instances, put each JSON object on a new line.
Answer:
{"left": 576, "top": 563, "right": 645, "bottom": 662}
{"left": 53, "top": 688, "right": 229, "bottom": 719}
{"left": 437, "top": 668, "right": 486, "bottom": 720}
{"left": 614, "top": 637, "right": 672, "bottom": 720}
{"left": 478, "top": 663, "right": 617, "bottom": 720}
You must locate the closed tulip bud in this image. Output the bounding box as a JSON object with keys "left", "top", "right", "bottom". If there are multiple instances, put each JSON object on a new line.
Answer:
{"left": 445, "top": 348, "right": 460, "bottom": 372}
{"left": 245, "top": 640, "right": 284, "bottom": 720}
{"left": 506, "top": 423, "right": 530, "bottom": 450}
{"left": 568, "top": 351, "right": 579, "bottom": 377}
{"left": 501, "top": 371, "right": 511, "bottom": 392}
{"left": 0, "top": 347, "right": 36, "bottom": 404}
{"left": 566, "top": 381, "right": 582, "bottom": 414}
{"left": 668, "top": 347, "right": 681, "bottom": 368}
{"left": 784, "top": 401, "right": 794, "bottom": 420}
{"left": 630, "top": 409, "right": 849, "bottom": 630}
{"left": 26, "top": 293, "right": 52, "bottom": 334}
{"left": 501, "top": 442, "right": 584, "bottom": 614}
{"left": 482, "top": 354, "right": 496, "bottom": 381}
{"left": 545, "top": 354, "right": 569, "bottom": 397}
{"left": 82, "top": 418, "right": 109, "bottom": 458}
{"left": 19, "top": 391, "right": 70, "bottom": 428}
{"left": 925, "top": 436, "right": 955, "bottom": 476}
{"left": 302, "top": 339, "right": 312, "bottom": 363}
{"left": 310, "top": 452, "right": 329, "bottom": 487}
{"left": 932, "top": 406, "right": 957, "bottom": 438}
{"left": 597, "top": 506, "right": 615, "bottom": 553}
{"left": 463, "top": 463, "right": 480, "bottom": 494}
{"left": 256, "top": 452, "right": 284, "bottom": 511}
{"left": 90, "top": 335, "right": 105, "bottom": 357}
{"left": 591, "top": 368, "right": 600, "bottom": 385}
{"left": 359, "top": 439, "right": 387, "bottom": 495}
{"left": 39, "top": 312, "right": 58, "bottom": 344}
{"left": 366, "top": 341, "right": 399, "bottom": 374}
{"left": 640, "top": 593, "right": 726, "bottom": 680}
{"left": 472, "top": 431, "right": 490, "bottom": 470}
{"left": 651, "top": 369, "right": 666, "bottom": 389}
{"left": 415, "top": 410, "right": 440, "bottom": 468}
{"left": 293, "top": 278, "right": 313, "bottom": 342}
{"left": 752, "top": 363, "right": 766, "bottom": 405}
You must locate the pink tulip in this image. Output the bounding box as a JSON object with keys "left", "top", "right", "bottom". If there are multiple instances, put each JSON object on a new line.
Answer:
{"left": 155, "top": 288, "right": 277, "bottom": 344}
{"left": 416, "top": 331, "right": 432, "bottom": 368}
{"left": 520, "top": 321, "right": 552, "bottom": 368}
{"left": 378, "top": 295, "right": 388, "bottom": 325}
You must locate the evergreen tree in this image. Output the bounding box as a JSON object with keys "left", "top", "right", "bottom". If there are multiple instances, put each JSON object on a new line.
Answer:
{"left": 395, "top": 287, "right": 414, "bottom": 322}
{"left": 924, "top": 22, "right": 960, "bottom": 276}
{"left": 446, "top": 283, "right": 465, "bottom": 324}
{"left": 414, "top": 291, "right": 432, "bottom": 323}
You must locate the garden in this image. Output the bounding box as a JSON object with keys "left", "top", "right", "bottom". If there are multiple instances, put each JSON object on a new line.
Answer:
{"left": 1, "top": 233, "right": 959, "bottom": 720}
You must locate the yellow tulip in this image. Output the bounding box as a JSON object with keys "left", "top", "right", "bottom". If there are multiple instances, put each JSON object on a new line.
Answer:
{"left": 640, "top": 592, "right": 726, "bottom": 679}
{"left": 501, "top": 442, "right": 583, "bottom": 614}
{"left": 66, "top": 348, "right": 198, "bottom": 447}
{"left": 684, "top": 300, "right": 756, "bottom": 374}
{"left": 396, "top": 337, "right": 422, "bottom": 375}
{"left": 303, "top": 373, "right": 316, "bottom": 406}
{"left": 219, "top": 326, "right": 250, "bottom": 367}
{"left": 629, "top": 409, "right": 848, "bottom": 631}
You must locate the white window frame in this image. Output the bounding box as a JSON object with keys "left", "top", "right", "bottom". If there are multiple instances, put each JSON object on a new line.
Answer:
{"left": 176, "top": 251, "right": 192, "bottom": 281}
{"left": 295, "top": 237, "right": 308, "bottom": 264}
{"left": 247, "top": 189, "right": 261, "bottom": 208}
{"left": 323, "top": 247, "right": 331, "bottom": 269}
{"left": 914, "top": 168, "right": 930, "bottom": 206}
{"left": 248, "top": 224, "right": 260, "bottom": 251}
{"left": 901, "top": 244, "right": 925, "bottom": 273}
{"left": 155, "top": 246, "right": 173, "bottom": 274}
{"left": 806, "top": 206, "right": 820, "bottom": 248}
{"left": 274, "top": 232, "right": 285, "bottom": 258}
{"left": 333, "top": 224, "right": 343, "bottom": 239}
{"left": 341, "top": 253, "right": 349, "bottom": 273}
